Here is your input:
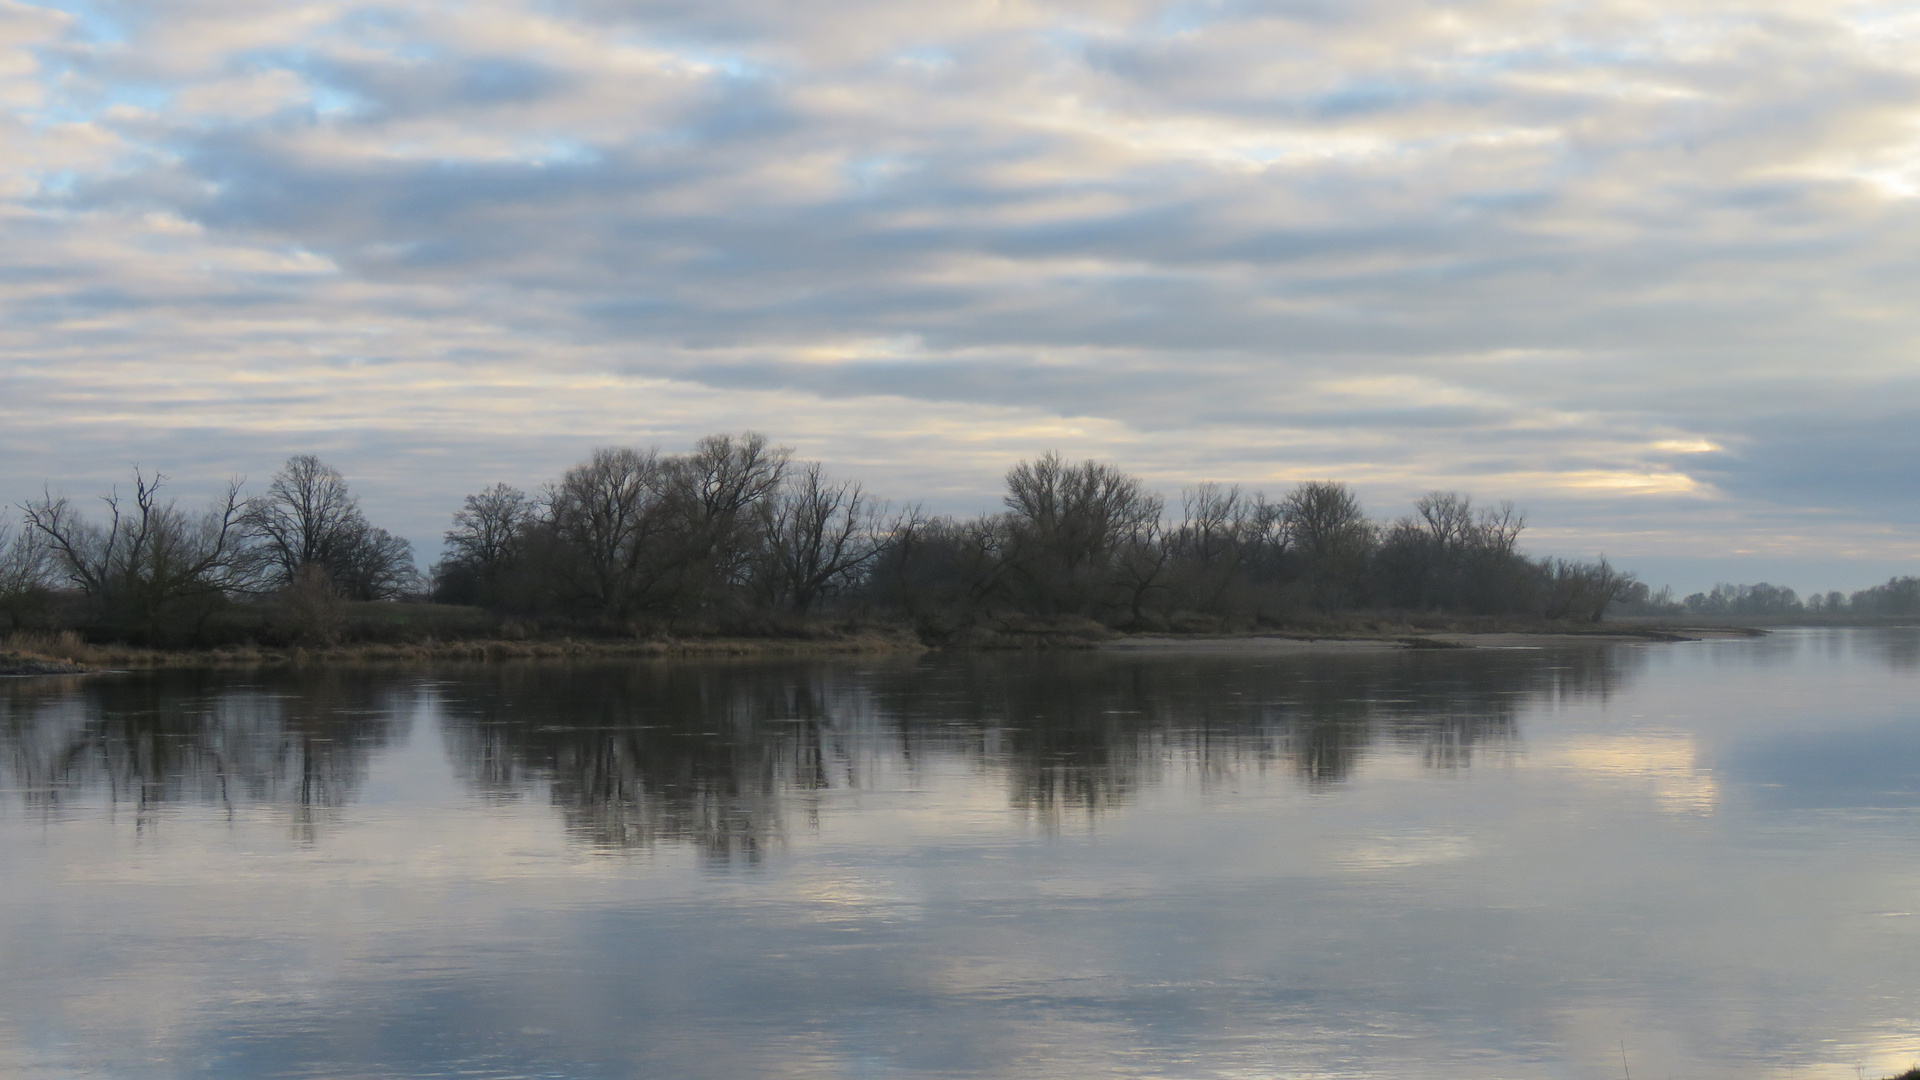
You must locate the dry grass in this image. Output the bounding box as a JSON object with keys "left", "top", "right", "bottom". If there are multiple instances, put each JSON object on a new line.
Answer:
{"left": 1, "top": 627, "right": 927, "bottom": 669}
{"left": 2, "top": 609, "right": 1721, "bottom": 671}
{"left": 1, "top": 630, "right": 99, "bottom": 663}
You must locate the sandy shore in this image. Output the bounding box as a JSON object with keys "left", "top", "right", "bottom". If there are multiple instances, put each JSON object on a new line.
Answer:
{"left": 1101, "top": 627, "right": 1760, "bottom": 652}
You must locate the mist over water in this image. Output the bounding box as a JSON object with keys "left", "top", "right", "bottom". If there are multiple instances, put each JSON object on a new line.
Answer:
{"left": 3, "top": 631, "right": 1918, "bottom": 1079}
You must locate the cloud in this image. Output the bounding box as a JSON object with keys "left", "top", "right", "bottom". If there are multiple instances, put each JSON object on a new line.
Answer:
{"left": 3, "top": 0, "right": 1920, "bottom": 584}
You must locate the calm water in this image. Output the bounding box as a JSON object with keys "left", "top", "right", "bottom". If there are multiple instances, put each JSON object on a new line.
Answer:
{"left": 4, "top": 630, "right": 1919, "bottom": 1080}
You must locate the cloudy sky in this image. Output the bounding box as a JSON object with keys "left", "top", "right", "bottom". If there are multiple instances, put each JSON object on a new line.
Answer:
{"left": 4, "top": 0, "right": 1919, "bottom": 592}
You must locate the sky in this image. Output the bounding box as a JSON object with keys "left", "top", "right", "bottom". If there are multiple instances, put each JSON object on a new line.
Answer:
{"left": 2, "top": 0, "right": 1919, "bottom": 595}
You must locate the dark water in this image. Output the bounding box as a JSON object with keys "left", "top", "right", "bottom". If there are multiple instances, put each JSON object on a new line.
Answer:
{"left": 4, "top": 630, "right": 1919, "bottom": 1079}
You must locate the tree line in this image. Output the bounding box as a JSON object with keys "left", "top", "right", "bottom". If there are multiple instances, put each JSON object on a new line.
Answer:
{"left": 0, "top": 455, "right": 417, "bottom": 641}
{"left": 1614, "top": 577, "right": 1920, "bottom": 619}
{"left": 428, "top": 433, "right": 1636, "bottom": 636}
{"left": 4, "top": 431, "right": 1644, "bottom": 644}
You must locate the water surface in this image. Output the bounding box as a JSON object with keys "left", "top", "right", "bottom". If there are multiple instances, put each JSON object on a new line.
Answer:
{"left": 4, "top": 629, "right": 1919, "bottom": 1079}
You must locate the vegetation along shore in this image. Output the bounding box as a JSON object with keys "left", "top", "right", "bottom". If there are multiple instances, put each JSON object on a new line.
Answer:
{"left": 2, "top": 621, "right": 1770, "bottom": 675}
{"left": 3, "top": 431, "right": 1908, "bottom": 667}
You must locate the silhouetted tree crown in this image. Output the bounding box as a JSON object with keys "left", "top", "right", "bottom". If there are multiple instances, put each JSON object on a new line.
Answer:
{"left": 21, "top": 470, "right": 253, "bottom": 641}
{"left": 243, "top": 456, "right": 416, "bottom": 601}
{"left": 408, "top": 438, "right": 1647, "bottom": 633}
{"left": 13, "top": 437, "right": 1681, "bottom": 643}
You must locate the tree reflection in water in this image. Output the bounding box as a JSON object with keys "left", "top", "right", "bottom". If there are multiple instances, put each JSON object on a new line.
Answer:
{"left": 1868, "top": 626, "right": 1920, "bottom": 670}
{"left": 0, "top": 670, "right": 409, "bottom": 840}
{"left": 437, "top": 664, "right": 868, "bottom": 860}
{"left": 0, "top": 648, "right": 1637, "bottom": 856}
{"left": 433, "top": 646, "right": 1640, "bottom": 858}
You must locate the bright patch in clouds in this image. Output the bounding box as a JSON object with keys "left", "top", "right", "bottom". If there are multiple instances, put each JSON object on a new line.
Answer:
{"left": 2, "top": 0, "right": 1919, "bottom": 588}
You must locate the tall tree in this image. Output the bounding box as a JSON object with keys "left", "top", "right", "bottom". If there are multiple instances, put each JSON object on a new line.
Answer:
{"left": 243, "top": 456, "right": 416, "bottom": 600}
{"left": 0, "top": 518, "right": 56, "bottom": 631}
{"left": 434, "top": 484, "right": 533, "bottom": 605}
{"left": 662, "top": 432, "right": 789, "bottom": 609}
{"left": 756, "top": 463, "right": 881, "bottom": 614}
{"left": 545, "top": 446, "right": 670, "bottom": 617}
{"left": 1002, "top": 452, "right": 1162, "bottom": 616}
{"left": 1280, "top": 481, "right": 1374, "bottom": 612}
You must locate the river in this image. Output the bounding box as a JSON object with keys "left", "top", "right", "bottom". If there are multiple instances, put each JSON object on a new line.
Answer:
{"left": 3, "top": 628, "right": 1918, "bottom": 1079}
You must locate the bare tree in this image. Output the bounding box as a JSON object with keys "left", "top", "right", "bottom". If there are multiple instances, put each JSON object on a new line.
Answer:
{"left": 1376, "top": 491, "right": 1531, "bottom": 613}
{"left": 243, "top": 456, "right": 416, "bottom": 600}
{"left": 1542, "top": 557, "right": 1635, "bottom": 622}
{"left": 1283, "top": 481, "right": 1371, "bottom": 559}
{"left": 864, "top": 508, "right": 1014, "bottom": 629}
{"left": 0, "top": 518, "right": 57, "bottom": 631}
{"left": 545, "top": 446, "right": 670, "bottom": 617}
{"left": 434, "top": 483, "right": 533, "bottom": 605}
{"left": 22, "top": 470, "right": 252, "bottom": 640}
{"left": 542, "top": 438, "right": 790, "bottom": 621}
{"left": 1110, "top": 512, "right": 1173, "bottom": 626}
{"left": 757, "top": 463, "right": 882, "bottom": 614}
{"left": 1280, "top": 481, "right": 1375, "bottom": 612}
{"left": 665, "top": 432, "right": 790, "bottom": 596}
{"left": 1474, "top": 499, "right": 1524, "bottom": 558}
{"left": 245, "top": 456, "right": 357, "bottom": 578}
{"left": 1177, "top": 484, "right": 1242, "bottom": 566}
{"left": 331, "top": 526, "right": 418, "bottom": 601}
{"left": 1004, "top": 453, "right": 1163, "bottom": 565}
{"left": 1168, "top": 483, "right": 1257, "bottom": 614}
{"left": 1002, "top": 452, "right": 1163, "bottom": 615}
{"left": 677, "top": 433, "right": 790, "bottom": 526}
{"left": 445, "top": 484, "right": 531, "bottom": 569}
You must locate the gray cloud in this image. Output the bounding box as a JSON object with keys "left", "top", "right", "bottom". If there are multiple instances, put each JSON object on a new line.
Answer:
{"left": 4, "top": 0, "right": 1920, "bottom": 589}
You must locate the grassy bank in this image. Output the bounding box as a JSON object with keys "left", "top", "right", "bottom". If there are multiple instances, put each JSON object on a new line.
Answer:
{"left": 0, "top": 648, "right": 91, "bottom": 675}
{"left": 0, "top": 626, "right": 927, "bottom": 671}
{"left": 0, "top": 608, "right": 1757, "bottom": 674}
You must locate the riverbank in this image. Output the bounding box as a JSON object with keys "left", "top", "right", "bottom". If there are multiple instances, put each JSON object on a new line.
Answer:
{"left": 1101, "top": 625, "right": 1761, "bottom": 653}
{"left": 0, "top": 628, "right": 929, "bottom": 672}
{"left": 0, "top": 619, "right": 1764, "bottom": 673}
{"left": 0, "top": 651, "right": 92, "bottom": 676}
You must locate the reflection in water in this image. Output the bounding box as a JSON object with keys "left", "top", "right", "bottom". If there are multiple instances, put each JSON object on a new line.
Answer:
{"left": 0, "top": 670, "right": 410, "bottom": 839}
{"left": 437, "top": 664, "right": 858, "bottom": 859}
{"left": 431, "top": 646, "right": 1639, "bottom": 856}
{"left": 1866, "top": 625, "right": 1920, "bottom": 669}
{"left": 1555, "top": 731, "right": 1719, "bottom": 814}
{"left": 8, "top": 633, "right": 1920, "bottom": 1080}
{"left": 0, "top": 647, "right": 1636, "bottom": 855}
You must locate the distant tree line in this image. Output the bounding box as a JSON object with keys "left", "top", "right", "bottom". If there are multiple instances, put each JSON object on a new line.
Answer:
{"left": 1613, "top": 576, "right": 1920, "bottom": 619}
{"left": 28, "top": 430, "right": 1873, "bottom": 646}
